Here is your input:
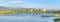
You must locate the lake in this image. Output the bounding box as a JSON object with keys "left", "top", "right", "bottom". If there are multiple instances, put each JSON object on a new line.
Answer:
{"left": 0, "top": 12, "right": 59, "bottom": 22}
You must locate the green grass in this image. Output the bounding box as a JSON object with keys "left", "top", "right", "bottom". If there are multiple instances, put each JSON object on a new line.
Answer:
{"left": 54, "top": 18, "right": 60, "bottom": 22}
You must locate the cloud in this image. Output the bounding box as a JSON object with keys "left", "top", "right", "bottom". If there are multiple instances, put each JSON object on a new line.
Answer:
{"left": 0, "top": 0, "right": 48, "bottom": 8}
{"left": 0, "top": 1, "right": 25, "bottom": 8}
{"left": 0, "top": 0, "right": 60, "bottom": 9}
{"left": 22, "top": 2, "right": 47, "bottom": 8}
{"left": 0, "top": 1, "right": 45, "bottom": 8}
{"left": 0, "top": 0, "right": 41, "bottom": 8}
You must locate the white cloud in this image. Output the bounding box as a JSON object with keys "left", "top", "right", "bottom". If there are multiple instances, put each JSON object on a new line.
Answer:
{"left": 22, "top": 3, "right": 47, "bottom": 8}
{"left": 0, "top": 0, "right": 60, "bottom": 9}
{"left": 0, "top": 0, "right": 46, "bottom": 8}
{"left": 0, "top": 1, "right": 25, "bottom": 8}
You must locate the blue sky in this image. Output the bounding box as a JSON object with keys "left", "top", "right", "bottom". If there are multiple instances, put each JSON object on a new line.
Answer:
{"left": 0, "top": 0, "right": 60, "bottom": 9}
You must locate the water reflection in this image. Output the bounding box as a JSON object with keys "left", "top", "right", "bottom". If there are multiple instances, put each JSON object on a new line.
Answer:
{"left": 0, "top": 12, "right": 58, "bottom": 22}
{"left": 0, "top": 12, "right": 54, "bottom": 17}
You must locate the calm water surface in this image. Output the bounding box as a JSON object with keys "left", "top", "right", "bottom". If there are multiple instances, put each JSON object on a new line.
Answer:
{"left": 0, "top": 12, "right": 58, "bottom": 22}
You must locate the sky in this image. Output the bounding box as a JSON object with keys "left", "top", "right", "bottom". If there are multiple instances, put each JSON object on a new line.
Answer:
{"left": 0, "top": 0, "right": 60, "bottom": 9}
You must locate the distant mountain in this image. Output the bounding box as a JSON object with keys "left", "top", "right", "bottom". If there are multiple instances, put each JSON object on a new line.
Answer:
{"left": 0, "top": 6, "right": 15, "bottom": 9}
{"left": 0, "top": 6, "right": 8, "bottom": 9}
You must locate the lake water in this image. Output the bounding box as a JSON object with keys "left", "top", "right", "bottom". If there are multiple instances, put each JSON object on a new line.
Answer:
{"left": 0, "top": 12, "right": 59, "bottom": 22}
